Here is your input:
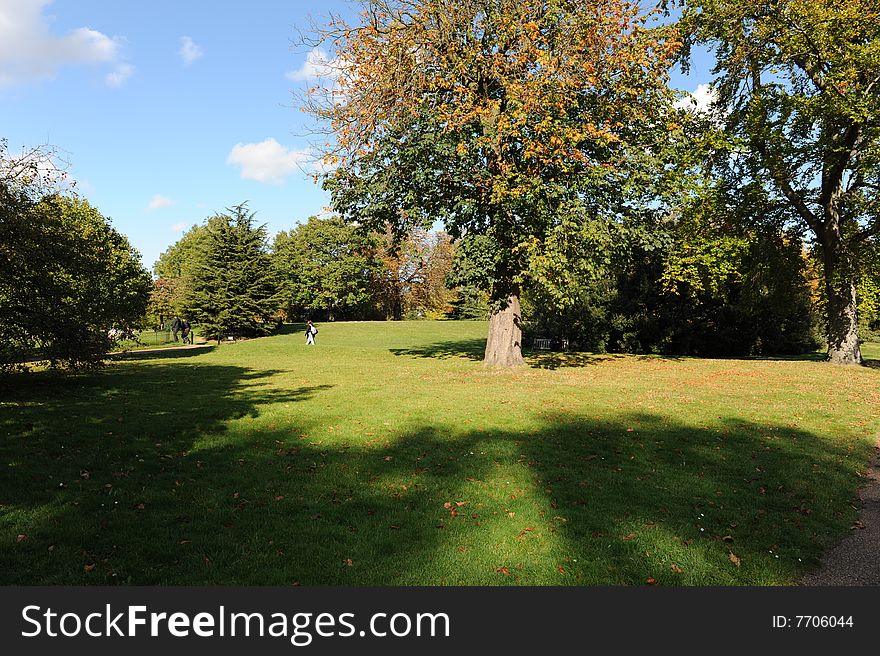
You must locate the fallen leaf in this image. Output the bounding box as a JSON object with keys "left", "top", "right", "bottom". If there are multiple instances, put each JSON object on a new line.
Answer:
{"left": 671, "top": 564, "right": 683, "bottom": 574}
{"left": 851, "top": 520, "right": 866, "bottom": 530}
{"left": 729, "top": 551, "right": 741, "bottom": 567}
{"left": 623, "top": 532, "right": 636, "bottom": 541}
{"left": 721, "top": 535, "right": 734, "bottom": 542}
{"left": 84, "top": 564, "right": 96, "bottom": 572}
{"left": 342, "top": 559, "right": 353, "bottom": 566}
{"left": 274, "top": 495, "right": 285, "bottom": 501}
{"left": 15, "top": 534, "right": 27, "bottom": 543}
{"left": 558, "top": 566, "right": 566, "bottom": 574}
{"left": 495, "top": 566, "right": 510, "bottom": 575}
{"left": 646, "top": 577, "right": 657, "bottom": 585}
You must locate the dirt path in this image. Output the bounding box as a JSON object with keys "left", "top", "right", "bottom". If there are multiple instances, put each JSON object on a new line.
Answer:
{"left": 801, "top": 441, "right": 880, "bottom": 586}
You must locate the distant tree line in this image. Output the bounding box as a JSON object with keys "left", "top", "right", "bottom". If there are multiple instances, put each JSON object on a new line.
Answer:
{"left": 148, "top": 196, "right": 879, "bottom": 358}
{"left": 148, "top": 207, "right": 468, "bottom": 341}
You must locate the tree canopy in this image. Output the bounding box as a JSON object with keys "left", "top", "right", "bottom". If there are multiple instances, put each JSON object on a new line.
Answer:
{"left": 306, "top": 0, "right": 682, "bottom": 365}
{"left": 681, "top": 0, "right": 880, "bottom": 363}
{"left": 1, "top": 156, "right": 150, "bottom": 370}
{"left": 272, "top": 215, "right": 382, "bottom": 321}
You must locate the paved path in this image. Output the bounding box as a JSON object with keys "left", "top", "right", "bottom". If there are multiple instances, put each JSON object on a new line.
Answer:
{"left": 801, "top": 441, "right": 880, "bottom": 586}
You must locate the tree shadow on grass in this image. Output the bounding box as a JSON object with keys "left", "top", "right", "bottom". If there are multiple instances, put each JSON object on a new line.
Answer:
{"left": 390, "top": 341, "right": 676, "bottom": 370}
{"left": 109, "top": 346, "right": 216, "bottom": 361}
{"left": 276, "top": 323, "right": 307, "bottom": 336}
{"left": 0, "top": 363, "right": 864, "bottom": 585}
{"left": 525, "top": 351, "right": 618, "bottom": 369}
{"left": 389, "top": 338, "right": 486, "bottom": 361}
{"left": 0, "top": 365, "right": 330, "bottom": 512}
{"left": 389, "top": 339, "right": 618, "bottom": 367}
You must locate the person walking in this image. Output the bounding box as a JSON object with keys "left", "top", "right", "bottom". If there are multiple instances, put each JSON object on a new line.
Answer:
{"left": 170, "top": 315, "right": 181, "bottom": 342}
{"left": 305, "top": 320, "right": 317, "bottom": 346}
{"left": 181, "top": 318, "right": 192, "bottom": 345}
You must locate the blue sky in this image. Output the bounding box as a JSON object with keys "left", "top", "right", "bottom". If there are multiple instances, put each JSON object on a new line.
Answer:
{"left": 1, "top": 0, "right": 714, "bottom": 271}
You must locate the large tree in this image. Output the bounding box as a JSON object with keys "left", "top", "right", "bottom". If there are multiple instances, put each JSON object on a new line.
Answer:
{"left": 185, "top": 204, "right": 277, "bottom": 341}
{"left": 0, "top": 183, "right": 150, "bottom": 369}
{"left": 681, "top": 0, "right": 880, "bottom": 364}
{"left": 305, "top": 0, "right": 680, "bottom": 366}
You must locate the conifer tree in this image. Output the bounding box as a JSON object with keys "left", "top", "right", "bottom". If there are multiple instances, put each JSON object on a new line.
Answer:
{"left": 185, "top": 204, "right": 277, "bottom": 341}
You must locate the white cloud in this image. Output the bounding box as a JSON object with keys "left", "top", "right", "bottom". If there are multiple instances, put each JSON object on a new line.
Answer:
{"left": 226, "top": 138, "right": 312, "bottom": 185}
{"left": 286, "top": 48, "right": 342, "bottom": 82}
{"left": 674, "top": 84, "right": 718, "bottom": 113}
{"left": 0, "top": 0, "right": 130, "bottom": 88}
{"left": 179, "top": 36, "right": 203, "bottom": 65}
{"left": 147, "top": 194, "right": 175, "bottom": 210}
{"left": 105, "top": 62, "right": 134, "bottom": 88}
{"left": 170, "top": 222, "right": 187, "bottom": 233}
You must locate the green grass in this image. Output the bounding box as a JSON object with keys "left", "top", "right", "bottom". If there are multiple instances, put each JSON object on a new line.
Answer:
{"left": 861, "top": 341, "right": 880, "bottom": 361}
{"left": 2, "top": 322, "right": 879, "bottom": 585}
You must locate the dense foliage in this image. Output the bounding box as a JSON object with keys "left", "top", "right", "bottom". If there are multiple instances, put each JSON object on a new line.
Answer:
{"left": 1, "top": 174, "right": 150, "bottom": 369}
{"left": 307, "top": 0, "right": 682, "bottom": 365}
{"left": 680, "top": 0, "right": 880, "bottom": 363}
{"left": 272, "top": 215, "right": 382, "bottom": 321}
{"left": 183, "top": 204, "right": 277, "bottom": 341}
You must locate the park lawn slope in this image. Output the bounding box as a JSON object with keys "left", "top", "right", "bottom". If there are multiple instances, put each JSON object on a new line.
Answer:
{"left": 1, "top": 321, "right": 878, "bottom": 585}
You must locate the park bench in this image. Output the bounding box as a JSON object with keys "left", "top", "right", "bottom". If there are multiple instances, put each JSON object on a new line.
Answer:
{"left": 533, "top": 337, "right": 570, "bottom": 351}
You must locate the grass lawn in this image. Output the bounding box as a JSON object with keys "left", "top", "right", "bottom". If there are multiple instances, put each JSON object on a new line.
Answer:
{"left": 2, "top": 322, "right": 879, "bottom": 585}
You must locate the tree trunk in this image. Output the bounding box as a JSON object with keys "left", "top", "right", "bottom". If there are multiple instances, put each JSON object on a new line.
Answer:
{"left": 822, "top": 235, "right": 862, "bottom": 365}
{"left": 484, "top": 294, "right": 525, "bottom": 367}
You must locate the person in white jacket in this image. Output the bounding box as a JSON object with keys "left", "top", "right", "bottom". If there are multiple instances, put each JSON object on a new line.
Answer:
{"left": 305, "top": 320, "right": 317, "bottom": 345}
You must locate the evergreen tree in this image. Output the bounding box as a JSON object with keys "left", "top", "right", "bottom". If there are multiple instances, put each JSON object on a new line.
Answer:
{"left": 185, "top": 204, "right": 277, "bottom": 341}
